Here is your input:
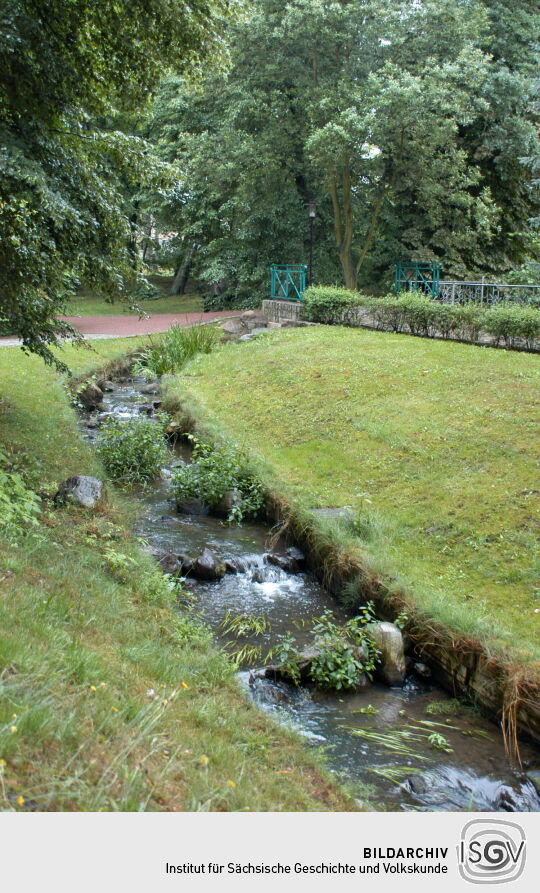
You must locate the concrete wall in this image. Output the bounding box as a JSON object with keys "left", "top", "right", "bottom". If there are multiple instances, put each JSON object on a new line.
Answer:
{"left": 262, "top": 299, "right": 302, "bottom": 323}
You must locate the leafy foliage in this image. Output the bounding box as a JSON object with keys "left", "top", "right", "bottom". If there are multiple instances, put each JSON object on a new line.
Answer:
{"left": 97, "top": 416, "right": 169, "bottom": 485}
{"left": 272, "top": 633, "right": 302, "bottom": 685}
{"left": 299, "top": 286, "right": 368, "bottom": 324}
{"left": 0, "top": 448, "right": 41, "bottom": 539}
{"left": 427, "top": 732, "right": 453, "bottom": 752}
{"left": 483, "top": 303, "right": 540, "bottom": 348}
{"left": 0, "top": 0, "right": 240, "bottom": 365}
{"left": 274, "top": 607, "right": 381, "bottom": 691}
{"left": 171, "top": 436, "right": 265, "bottom": 523}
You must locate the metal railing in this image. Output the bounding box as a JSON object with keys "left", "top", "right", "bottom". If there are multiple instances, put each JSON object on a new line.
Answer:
{"left": 269, "top": 264, "right": 307, "bottom": 302}
{"left": 436, "top": 281, "right": 540, "bottom": 306}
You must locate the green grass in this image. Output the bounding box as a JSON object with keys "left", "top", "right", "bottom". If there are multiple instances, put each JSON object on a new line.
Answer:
{"left": 0, "top": 339, "right": 354, "bottom": 811}
{"left": 66, "top": 277, "right": 203, "bottom": 316}
{"left": 167, "top": 326, "right": 540, "bottom": 664}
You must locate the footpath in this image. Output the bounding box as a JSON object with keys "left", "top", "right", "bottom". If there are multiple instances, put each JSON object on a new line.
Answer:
{"left": 0, "top": 311, "right": 241, "bottom": 346}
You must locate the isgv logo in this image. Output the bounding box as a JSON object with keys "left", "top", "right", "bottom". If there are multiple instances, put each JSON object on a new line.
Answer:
{"left": 458, "top": 819, "right": 526, "bottom": 885}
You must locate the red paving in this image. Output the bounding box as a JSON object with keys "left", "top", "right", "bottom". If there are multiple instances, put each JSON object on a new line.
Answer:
{"left": 58, "top": 311, "right": 242, "bottom": 338}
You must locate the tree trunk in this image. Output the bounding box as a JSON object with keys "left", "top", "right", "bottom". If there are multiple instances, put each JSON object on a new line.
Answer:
{"left": 170, "top": 245, "right": 195, "bottom": 295}
{"left": 340, "top": 160, "right": 357, "bottom": 289}
{"left": 356, "top": 169, "right": 397, "bottom": 277}
{"left": 330, "top": 164, "right": 357, "bottom": 290}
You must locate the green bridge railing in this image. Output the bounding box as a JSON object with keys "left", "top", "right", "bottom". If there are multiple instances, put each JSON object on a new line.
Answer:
{"left": 394, "top": 261, "right": 442, "bottom": 297}
{"left": 269, "top": 264, "right": 307, "bottom": 302}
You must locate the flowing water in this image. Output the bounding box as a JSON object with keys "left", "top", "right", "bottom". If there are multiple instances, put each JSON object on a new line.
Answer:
{"left": 80, "top": 378, "right": 540, "bottom": 812}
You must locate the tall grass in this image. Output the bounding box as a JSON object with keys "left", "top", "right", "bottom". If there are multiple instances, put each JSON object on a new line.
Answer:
{"left": 133, "top": 323, "right": 221, "bottom": 378}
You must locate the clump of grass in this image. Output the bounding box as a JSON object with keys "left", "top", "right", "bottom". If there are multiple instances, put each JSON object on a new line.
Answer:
{"left": 133, "top": 323, "right": 220, "bottom": 378}
{"left": 226, "top": 644, "right": 263, "bottom": 668}
{"left": 425, "top": 698, "right": 464, "bottom": 716}
{"left": 343, "top": 728, "right": 433, "bottom": 761}
{"left": 219, "top": 612, "right": 271, "bottom": 637}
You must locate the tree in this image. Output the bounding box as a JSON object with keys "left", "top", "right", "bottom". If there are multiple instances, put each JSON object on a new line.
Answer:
{"left": 148, "top": 0, "right": 539, "bottom": 296}
{"left": 0, "top": 0, "right": 240, "bottom": 365}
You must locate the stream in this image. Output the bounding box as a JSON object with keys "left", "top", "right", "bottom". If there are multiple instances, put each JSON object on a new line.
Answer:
{"left": 80, "top": 376, "right": 540, "bottom": 812}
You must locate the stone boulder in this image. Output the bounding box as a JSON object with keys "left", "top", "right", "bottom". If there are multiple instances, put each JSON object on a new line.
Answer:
{"left": 97, "top": 380, "right": 115, "bottom": 392}
{"left": 280, "top": 319, "right": 313, "bottom": 328}
{"left": 78, "top": 382, "right": 104, "bottom": 411}
{"left": 223, "top": 557, "right": 249, "bottom": 574}
{"left": 526, "top": 770, "right": 540, "bottom": 798}
{"left": 175, "top": 496, "right": 208, "bottom": 516}
{"left": 191, "top": 548, "right": 226, "bottom": 582}
{"left": 165, "top": 421, "right": 183, "bottom": 438}
{"left": 149, "top": 548, "right": 181, "bottom": 575}
{"left": 368, "top": 621, "right": 406, "bottom": 686}
{"left": 140, "top": 382, "right": 160, "bottom": 395}
{"left": 56, "top": 475, "right": 103, "bottom": 509}
{"left": 174, "top": 552, "right": 195, "bottom": 575}
{"left": 221, "top": 319, "right": 244, "bottom": 335}
{"left": 213, "top": 489, "right": 243, "bottom": 519}
{"left": 265, "top": 546, "right": 306, "bottom": 574}
{"left": 240, "top": 311, "right": 268, "bottom": 331}
{"left": 413, "top": 661, "right": 431, "bottom": 679}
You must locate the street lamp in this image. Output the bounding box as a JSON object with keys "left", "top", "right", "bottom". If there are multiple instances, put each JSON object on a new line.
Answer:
{"left": 308, "top": 199, "right": 316, "bottom": 286}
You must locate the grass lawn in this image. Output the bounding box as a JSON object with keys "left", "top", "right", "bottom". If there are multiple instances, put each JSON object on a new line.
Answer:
{"left": 169, "top": 326, "right": 540, "bottom": 664}
{"left": 0, "top": 338, "right": 353, "bottom": 811}
{"left": 66, "top": 276, "right": 203, "bottom": 316}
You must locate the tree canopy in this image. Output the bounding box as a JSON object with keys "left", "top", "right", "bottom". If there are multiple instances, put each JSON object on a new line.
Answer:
{"left": 149, "top": 0, "right": 540, "bottom": 300}
{"left": 0, "top": 0, "right": 240, "bottom": 363}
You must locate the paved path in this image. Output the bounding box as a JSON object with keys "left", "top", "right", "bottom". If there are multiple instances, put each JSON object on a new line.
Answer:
{"left": 0, "top": 311, "right": 241, "bottom": 347}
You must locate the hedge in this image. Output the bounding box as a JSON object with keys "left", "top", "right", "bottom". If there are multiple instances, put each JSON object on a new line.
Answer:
{"left": 300, "top": 286, "right": 370, "bottom": 324}
{"left": 301, "top": 287, "right": 540, "bottom": 349}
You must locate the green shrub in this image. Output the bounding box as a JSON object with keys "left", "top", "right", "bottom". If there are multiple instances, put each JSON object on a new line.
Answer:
{"left": 130, "top": 279, "right": 163, "bottom": 302}
{"left": 302, "top": 285, "right": 366, "bottom": 324}
{"left": 302, "top": 285, "right": 539, "bottom": 349}
{"left": 171, "top": 436, "right": 264, "bottom": 523}
{"left": 97, "top": 416, "right": 169, "bottom": 484}
{"left": 450, "top": 304, "right": 487, "bottom": 341}
{"left": 483, "top": 302, "right": 540, "bottom": 348}
{"left": 0, "top": 449, "right": 41, "bottom": 539}
{"left": 368, "top": 294, "right": 408, "bottom": 332}
{"left": 133, "top": 323, "right": 220, "bottom": 379}
{"left": 369, "top": 298, "right": 479, "bottom": 341}
{"left": 397, "top": 294, "right": 442, "bottom": 336}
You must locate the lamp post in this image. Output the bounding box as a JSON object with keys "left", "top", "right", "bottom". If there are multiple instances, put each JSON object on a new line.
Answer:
{"left": 308, "top": 199, "right": 316, "bottom": 286}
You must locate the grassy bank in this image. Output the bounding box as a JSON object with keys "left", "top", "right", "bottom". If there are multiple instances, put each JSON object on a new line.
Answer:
{"left": 0, "top": 339, "right": 353, "bottom": 811}
{"left": 165, "top": 326, "right": 540, "bottom": 666}
{"left": 66, "top": 277, "right": 203, "bottom": 317}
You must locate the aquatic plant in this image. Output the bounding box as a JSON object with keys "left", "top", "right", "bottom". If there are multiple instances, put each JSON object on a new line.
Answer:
{"left": 97, "top": 415, "right": 169, "bottom": 484}
{"left": 219, "top": 611, "right": 271, "bottom": 637}
{"left": 171, "top": 436, "right": 264, "bottom": 523}
{"left": 226, "top": 644, "right": 263, "bottom": 668}
{"left": 427, "top": 732, "right": 453, "bottom": 752}
{"left": 272, "top": 608, "right": 380, "bottom": 691}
